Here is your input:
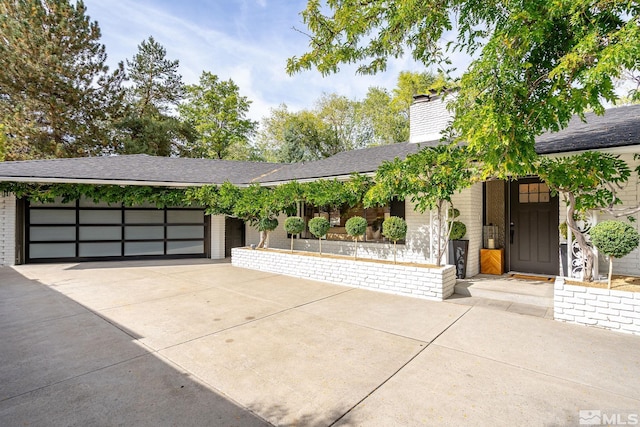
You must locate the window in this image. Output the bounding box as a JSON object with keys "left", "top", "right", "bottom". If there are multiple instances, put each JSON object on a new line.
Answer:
{"left": 301, "top": 198, "right": 405, "bottom": 243}
{"left": 519, "top": 183, "right": 550, "bottom": 203}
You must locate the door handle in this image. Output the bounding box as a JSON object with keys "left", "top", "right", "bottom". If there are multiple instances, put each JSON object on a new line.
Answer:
{"left": 510, "top": 222, "right": 515, "bottom": 244}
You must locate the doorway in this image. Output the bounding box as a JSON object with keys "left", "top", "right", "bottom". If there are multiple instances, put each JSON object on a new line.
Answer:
{"left": 225, "top": 217, "right": 245, "bottom": 257}
{"left": 509, "top": 178, "right": 559, "bottom": 275}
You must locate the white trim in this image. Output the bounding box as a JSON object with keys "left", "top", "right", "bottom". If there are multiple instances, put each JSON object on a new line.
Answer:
{"left": 258, "top": 172, "right": 375, "bottom": 186}
{"left": 0, "top": 176, "right": 243, "bottom": 187}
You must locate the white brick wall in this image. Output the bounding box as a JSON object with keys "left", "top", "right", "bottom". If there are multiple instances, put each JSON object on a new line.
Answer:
{"left": 451, "top": 183, "right": 483, "bottom": 277}
{"left": 0, "top": 194, "right": 16, "bottom": 266}
{"left": 554, "top": 277, "right": 640, "bottom": 335}
{"left": 409, "top": 94, "right": 455, "bottom": 144}
{"left": 210, "top": 215, "right": 226, "bottom": 259}
{"left": 232, "top": 247, "right": 457, "bottom": 301}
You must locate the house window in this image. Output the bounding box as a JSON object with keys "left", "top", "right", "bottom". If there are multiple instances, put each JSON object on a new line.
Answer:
{"left": 519, "top": 183, "right": 550, "bottom": 203}
{"left": 301, "top": 198, "right": 405, "bottom": 243}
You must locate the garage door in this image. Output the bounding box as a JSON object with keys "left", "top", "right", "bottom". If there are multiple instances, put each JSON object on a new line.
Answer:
{"left": 26, "top": 198, "right": 209, "bottom": 263}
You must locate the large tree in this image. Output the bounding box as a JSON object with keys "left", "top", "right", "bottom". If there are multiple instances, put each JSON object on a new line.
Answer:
{"left": 116, "top": 36, "right": 192, "bottom": 156}
{"left": 0, "top": 0, "right": 125, "bottom": 160}
{"left": 288, "top": 1, "right": 640, "bottom": 176}
{"left": 178, "top": 71, "right": 256, "bottom": 160}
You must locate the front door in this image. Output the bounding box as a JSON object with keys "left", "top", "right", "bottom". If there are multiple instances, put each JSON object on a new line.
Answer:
{"left": 509, "top": 178, "right": 559, "bottom": 275}
{"left": 225, "top": 217, "right": 245, "bottom": 257}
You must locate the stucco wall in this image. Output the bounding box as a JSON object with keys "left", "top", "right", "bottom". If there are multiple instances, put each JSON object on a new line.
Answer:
{"left": 0, "top": 194, "right": 16, "bottom": 266}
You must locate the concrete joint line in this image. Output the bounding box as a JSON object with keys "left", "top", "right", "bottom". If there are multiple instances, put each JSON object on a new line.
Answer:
{"left": 328, "top": 306, "right": 473, "bottom": 427}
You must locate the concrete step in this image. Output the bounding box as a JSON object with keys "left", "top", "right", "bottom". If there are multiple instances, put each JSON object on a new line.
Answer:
{"left": 454, "top": 275, "right": 554, "bottom": 308}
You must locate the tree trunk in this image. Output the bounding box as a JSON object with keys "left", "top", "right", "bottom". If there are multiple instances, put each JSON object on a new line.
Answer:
{"left": 319, "top": 237, "right": 322, "bottom": 255}
{"left": 608, "top": 257, "right": 613, "bottom": 289}
{"left": 565, "top": 193, "right": 594, "bottom": 281}
{"left": 290, "top": 236, "right": 294, "bottom": 253}
{"left": 354, "top": 238, "right": 357, "bottom": 259}
{"left": 257, "top": 230, "right": 268, "bottom": 249}
{"left": 393, "top": 241, "right": 397, "bottom": 264}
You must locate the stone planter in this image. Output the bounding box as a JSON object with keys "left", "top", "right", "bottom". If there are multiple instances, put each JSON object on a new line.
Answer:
{"left": 232, "top": 247, "right": 456, "bottom": 301}
{"left": 554, "top": 277, "right": 640, "bottom": 336}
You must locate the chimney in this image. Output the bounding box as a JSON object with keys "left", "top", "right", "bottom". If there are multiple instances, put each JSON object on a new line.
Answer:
{"left": 409, "top": 91, "right": 455, "bottom": 144}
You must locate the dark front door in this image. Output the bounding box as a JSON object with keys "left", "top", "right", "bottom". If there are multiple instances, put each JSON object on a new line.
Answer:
{"left": 225, "top": 217, "right": 245, "bottom": 257}
{"left": 509, "top": 178, "right": 559, "bottom": 275}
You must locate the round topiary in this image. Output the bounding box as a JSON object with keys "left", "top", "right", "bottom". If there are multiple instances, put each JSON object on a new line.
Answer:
{"left": 590, "top": 220, "right": 639, "bottom": 259}
{"left": 383, "top": 216, "right": 407, "bottom": 264}
{"left": 308, "top": 217, "right": 330, "bottom": 238}
{"left": 257, "top": 217, "right": 279, "bottom": 232}
{"left": 382, "top": 216, "right": 407, "bottom": 242}
{"left": 345, "top": 216, "right": 367, "bottom": 237}
{"left": 449, "top": 221, "right": 467, "bottom": 240}
{"left": 284, "top": 216, "right": 305, "bottom": 234}
{"left": 284, "top": 216, "right": 305, "bottom": 252}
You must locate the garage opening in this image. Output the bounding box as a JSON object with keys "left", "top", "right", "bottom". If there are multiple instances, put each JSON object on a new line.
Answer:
{"left": 25, "top": 198, "right": 209, "bottom": 263}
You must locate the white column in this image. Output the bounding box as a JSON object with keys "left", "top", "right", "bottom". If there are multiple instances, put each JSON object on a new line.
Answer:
{"left": 0, "top": 194, "right": 16, "bottom": 266}
{"left": 210, "top": 215, "right": 226, "bottom": 259}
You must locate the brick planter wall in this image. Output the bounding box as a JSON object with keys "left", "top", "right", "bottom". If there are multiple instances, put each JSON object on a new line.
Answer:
{"left": 232, "top": 247, "right": 456, "bottom": 301}
{"left": 554, "top": 277, "right": 640, "bottom": 336}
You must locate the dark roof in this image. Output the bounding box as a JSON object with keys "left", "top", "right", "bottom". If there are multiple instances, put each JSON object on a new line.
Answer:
{"left": 535, "top": 105, "right": 640, "bottom": 154}
{"left": 0, "top": 154, "right": 286, "bottom": 186}
{"left": 254, "top": 142, "right": 423, "bottom": 183}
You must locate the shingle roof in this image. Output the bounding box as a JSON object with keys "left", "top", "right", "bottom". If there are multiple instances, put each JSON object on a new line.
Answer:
{"left": 535, "top": 105, "right": 640, "bottom": 154}
{"left": 0, "top": 154, "right": 286, "bottom": 186}
{"left": 0, "top": 105, "right": 637, "bottom": 186}
{"left": 254, "top": 142, "right": 423, "bottom": 183}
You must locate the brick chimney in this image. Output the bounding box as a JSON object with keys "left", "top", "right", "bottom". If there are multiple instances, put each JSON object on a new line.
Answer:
{"left": 409, "top": 92, "right": 454, "bottom": 144}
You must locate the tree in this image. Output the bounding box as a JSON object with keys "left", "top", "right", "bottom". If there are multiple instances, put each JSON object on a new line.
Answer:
{"left": 390, "top": 71, "right": 439, "bottom": 119}
{"left": 360, "top": 87, "right": 407, "bottom": 145}
{"left": 315, "top": 93, "right": 369, "bottom": 152}
{"left": 366, "top": 144, "right": 474, "bottom": 265}
{"left": 116, "top": 36, "right": 192, "bottom": 156}
{"left": 179, "top": 72, "right": 256, "bottom": 160}
{"left": 0, "top": 125, "right": 6, "bottom": 161}
{"left": 0, "top": 0, "right": 125, "bottom": 160}
{"left": 288, "top": 1, "right": 640, "bottom": 177}
{"left": 538, "top": 152, "right": 631, "bottom": 282}
{"left": 345, "top": 216, "right": 367, "bottom": 259}
{"left": 308, "top": 217, "right": 330, "bottom": 255}
{"left": 590, "top": 221, "right": 640, "bottom": 289}
{"left": 284, "top": 216, "right": 305, "bottom": 252}
{"left": 382, "top": 216, "right": 407, "bottom": 264}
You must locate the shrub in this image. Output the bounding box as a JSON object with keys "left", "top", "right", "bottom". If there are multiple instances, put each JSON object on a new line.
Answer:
{"left": 284, "top": 216, "right": 305, "bottom": 252}
{"left": 590, "top": 220, "right": 640, "bottom": 289}
{"left": 449, "top": 221, "right": 467, "bottom": 240}
{"left": 382, "top": 216, "right": 407, "bottom": 263}
{"left": 308, "top": 217, "right": 330, "bottom": 254}
{"left": 345, "top": 216, "right": 367, "bottom": 259}
{"left": 257, "top": 217, "right": 278, "bottom": 232}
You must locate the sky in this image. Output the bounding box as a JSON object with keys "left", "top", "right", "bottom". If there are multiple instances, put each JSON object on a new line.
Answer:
{"left": 82, "top": 0, "right": 459, "bottom": 123}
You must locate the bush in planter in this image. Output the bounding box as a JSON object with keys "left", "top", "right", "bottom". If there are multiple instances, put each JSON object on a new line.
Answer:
{"left": 590, "top": 220, "right": 640, "bottom": 289}
{"left": 449, "top": 221, "right": 467, "bottom": 240}
{"left": 345, "top": 216, "right": 368, "bottom": 259}
{"left": 308, "top": 217, "right": 330, "bottom": 255}
{"left": 382, "top": 216, "right": 407, "bottom": 264}
{"left": 284, "top": 216, "right": 305, "bottom": 252}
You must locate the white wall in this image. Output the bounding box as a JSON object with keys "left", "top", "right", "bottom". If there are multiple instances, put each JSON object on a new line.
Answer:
{"left": 210, "top": 215, "right": 226, "bottom": 259}
{"left": 0, "top": 194, "right": 16, "bottom": 266}
{"left": 451, "top": 183, "right": 483, "bottom": 277}
{"left": 409, "top": 94, "right": 454, "bottom": 144}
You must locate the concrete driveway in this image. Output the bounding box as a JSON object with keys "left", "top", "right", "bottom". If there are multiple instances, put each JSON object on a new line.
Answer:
{"left": 1, "top": 260, "right": 639, "bottom": 426}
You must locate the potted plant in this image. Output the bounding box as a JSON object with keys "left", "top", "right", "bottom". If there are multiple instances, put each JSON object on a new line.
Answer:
{"left": 589, "top": 220, "right": 640, "bottom": 289}
{"left": 308, "top": 217, "right": 330, "bottom": 255}
{"left": 559, "top": 221, "right": 568, "bottom": 276}
{"left": 345, "top": 216, "right": 368, "bottom": 259}
{"left": 382, "top": 216, "right": 407, "bottom": 264}
{"left": 284, "top": 216, "right": 305, "bottom": 252}
{"left": 447, "top": 208, "right": 468, "bottom": 279}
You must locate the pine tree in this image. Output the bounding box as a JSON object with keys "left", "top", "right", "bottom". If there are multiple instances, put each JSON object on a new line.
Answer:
{"left": 0, "top": 0, "right": 125, "bottom": 160}
{"left": 116, "top": 36, "right": 192, "bottom": 156}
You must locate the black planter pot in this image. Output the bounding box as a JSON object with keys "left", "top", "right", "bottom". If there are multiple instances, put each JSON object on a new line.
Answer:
{"left": 560, "top": 243, "right": 568, "bottom": 277}
{"left": 448, "top": 239, "right": 469, "bottom": 279}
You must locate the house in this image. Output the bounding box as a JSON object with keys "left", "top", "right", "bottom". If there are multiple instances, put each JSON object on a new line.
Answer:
{"left": 1, "top": 98, "right": 639, "bottom": 282}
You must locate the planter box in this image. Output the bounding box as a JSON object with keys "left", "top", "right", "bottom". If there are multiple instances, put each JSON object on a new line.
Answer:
{"left": 554, "top": 277, "right": 640, "bottom": 336}
{"left": 232, "top": 247, "right": 456, "bottom": 301}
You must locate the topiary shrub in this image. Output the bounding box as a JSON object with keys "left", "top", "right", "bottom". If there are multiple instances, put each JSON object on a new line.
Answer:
{"left": 308, "top": 217, "right": 330, "bottom": 255}
{"left": 256, "top": 217, "right": 278, "bottom": 248}
{"left": 284, "top": 216, "right": 305, "bottom": 252}
{"left": 382, "top": 216, "right": 407, "bottom": 264}
{"left": 449, "top": 221, "right": 467, "bottom": 240}
{"left": 590, "top": 220, "right": 640, "bottom": 289}
{"left": 345, "top": 216, "right": 368, "bottom": 259}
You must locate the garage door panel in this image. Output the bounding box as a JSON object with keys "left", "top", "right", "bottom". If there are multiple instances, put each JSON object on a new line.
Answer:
{"left": 79, "top": 210, "right": 121, "bottom": 224}
{"left": 125, "top": 226, "right": 164, "bottom": 240}
{"left": 30, "top": 243, "right": 76, "bottom": 259}
{"left": 30, "top": 210, "right": 76, "bottom": 224}
{"left": 167, "top": 210, "right": 204, "bottom": 223}
{"left": 79, "top": 242, "right": 121, "bottom": 257}
{"left": 167, "top": 241, "right": 204, "bottom": 255}
{"left": 30, "top": 226, "right": 76, "bottom": 241}
{"left": 125, "top": 242, "right": 165, "bottom": 256}
{"left": 79, "top": 226, "right": 122, "bottom": 241}
{"left": 167, "top": 226, "right": 204, "bottom": 239}
{"left": 125, "top": 210, "right": 164, "bottom": 224}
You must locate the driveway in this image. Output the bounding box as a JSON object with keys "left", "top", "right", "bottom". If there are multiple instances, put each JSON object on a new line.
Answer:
{"left": 1, "top": 260, "right": 639, "bottom": 426}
